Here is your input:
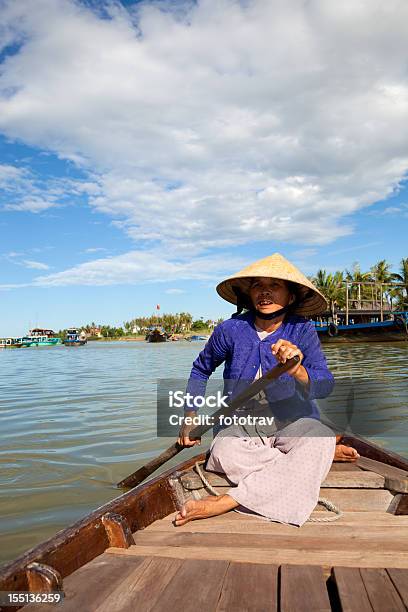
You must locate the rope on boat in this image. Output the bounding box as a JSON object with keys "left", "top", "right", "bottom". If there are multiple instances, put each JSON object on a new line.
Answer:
{"left": 195, "top": 460, "right": 222, "bottom": 496}
{"left": 194, "top": 460, "right": 342, "bottom": 523}
{"left": 307, "top": 498, "right": 342, "bottom": 522}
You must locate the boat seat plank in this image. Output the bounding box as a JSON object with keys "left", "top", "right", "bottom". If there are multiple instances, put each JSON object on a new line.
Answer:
{"left": 181, "top": 469, "right": 384, "bottom": 490}
{"left": 321, "top": 472, "right": 384, "bottom": 488}
{"left": 316, "top": 488, "right": 394, "bottom": 512}
{"left": 142, "top": 558, "right": 229, "bottom": 612}
{"left": 21, "top": 554, "right": 149, "bottom": 611}
{"left": 330, "top": 462, "right": 363, "bottom": 471}
{"left": 332, "top": 567, "right": 374, "bottom": 612}
{"left": 387, "top": 568, "right": 408, "bottom": 608}
{"left": 181, "top": 487, "right": 396, "bottom": 512}
{"left": 107, "top": 544, "right": 408, "bottom": 569}
{"left": 357, "top": 457, "right": 408, "bottom": 493}
{"left": 215, "top": 562, "right": 278, "bottom": 612}
{"left": 94, "top": 556, "right": 183, "bottom": 612}
{"left": 132, "top": 530, "right": 408, "bottom": 554}
{"left": 280, "top": 564, "right": 331, "bottom": 612}
{"left": 146, "top": 510, "right": 408, "bottom": 533}
{"left": 360, "top": 568, "right": 406, "bottom": 612}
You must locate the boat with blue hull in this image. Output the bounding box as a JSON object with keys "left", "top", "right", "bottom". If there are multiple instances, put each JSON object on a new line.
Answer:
{"left": 315, "top": 311, "right": 408, "bottom": 343}
{"left": 63, "top": 328, "right": 87, "bottom": 346}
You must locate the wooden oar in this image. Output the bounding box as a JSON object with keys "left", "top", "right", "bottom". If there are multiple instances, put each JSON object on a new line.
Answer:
{"left": 117, "top": 355, "right": 300, "bottom": 489}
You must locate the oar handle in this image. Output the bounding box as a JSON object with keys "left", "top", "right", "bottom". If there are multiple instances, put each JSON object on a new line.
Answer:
{"left": 117, "top": 356, "right": 299, "bottom": 489}
{"left": 117, "top": 442, "right": 181, "bottom": 488}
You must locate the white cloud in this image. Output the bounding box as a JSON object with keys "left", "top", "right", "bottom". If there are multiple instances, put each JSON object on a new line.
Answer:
{"left": 22, "top": 259, "right": 50, "bottom": 270}
{"left": 165, "top": 288, "right": 186, "bottom": 294}
{"left": 29, "top": 249, "right": 244, "bottom": 287}
{"left": 0, "top": 162, "right": 93, "bottom": 213}
{"left": 0, "top": 0, "right": 408, "bottom": 284}
{"left": 84, "top": 247, "right": 108, "bottom": 253}
{"left": 376, "top": 203, "right": 408, "bottom": 216}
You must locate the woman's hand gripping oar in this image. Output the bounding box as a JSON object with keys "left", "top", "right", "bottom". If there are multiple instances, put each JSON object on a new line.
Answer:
{"left": 117, "top": 355, "right": 300, "bottom": 489}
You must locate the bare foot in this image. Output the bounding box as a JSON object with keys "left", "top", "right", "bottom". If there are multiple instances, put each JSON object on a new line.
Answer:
{"left": 174, "top": 494, "right": 238, "bottom": 526}
{"left": 334, "top": 444, "right": 360, "bottom": 462}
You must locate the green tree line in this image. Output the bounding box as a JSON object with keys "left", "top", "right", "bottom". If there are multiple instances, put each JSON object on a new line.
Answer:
{"left": 57, "top": 313, "right": 225, "bottom": 338}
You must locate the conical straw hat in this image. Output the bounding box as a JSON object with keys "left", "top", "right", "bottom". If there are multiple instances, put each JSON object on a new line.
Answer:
{"left": 216, "top": 253, "right": 327, "bottom": 316}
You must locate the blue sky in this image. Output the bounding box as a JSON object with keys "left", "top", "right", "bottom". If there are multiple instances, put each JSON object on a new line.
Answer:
{"left": 1, "top": 0, "right": 407, "bottom": 336}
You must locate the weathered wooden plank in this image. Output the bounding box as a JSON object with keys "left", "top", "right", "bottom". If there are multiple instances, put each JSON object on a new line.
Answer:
{"left": 317, "top": 488, "right": 394, "bottom": 512}
{"left": 330, "top": 462, "right": 362, "bottom": 471}
{"left": 147, "top": 511, "right": 408, "bottom": 533}
{"left": 102, "top": 512, "right": 135, "bottom": 549}
{"left": 22, "top": 554, "right": 149, "bottom": 611}
{"left": 395, "top": 494, "right": 408, "bottom": 515}
{"left": 280, "top": 565, "right": 331, "bottom": 612}
{"left": 181, "top": 469, "right": 384, "bottom": 490}
{"left": 146, "top": 559, "right": 229, "bottom": 611}
{"left": 216, "top": 562, "right": 278, "bottom": 612}
{"left": 94, "top": 557, "right": 183, "bottom": 612}
{"left": 322, "top": 472, "right": 384, "bottom": 488}
{"left": 387, "top": 568, "right": 408, "bottom": 608}
{"left": 107, "top": 544, "right": 408, "bottom": 568}
{"left": 145, "top": 521, "right": 408, "bottom": 539}
{"left": 132, "top": 530, "right": 408, "bottom": 553}
{"left": 26, "top": 562, "right": 62, "bottom": 593}
{"left": 332, "top": 567, "right": 373, "bottom": 612}
{"left": 180, "top": 471, "right": 233, "bottom": 490}
{"left": 360, "top": 568, "right": 406, "bottom": 612}
{"left": 358, "top": 457, "right": 408, "bottom": 493}
{"left": 190, "top": 488, "right": 396, "bottom": 512}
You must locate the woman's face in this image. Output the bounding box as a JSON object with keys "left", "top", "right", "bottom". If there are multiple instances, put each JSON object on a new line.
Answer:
{"left": 249, "top": 277, "right": 294, "bottom": 314}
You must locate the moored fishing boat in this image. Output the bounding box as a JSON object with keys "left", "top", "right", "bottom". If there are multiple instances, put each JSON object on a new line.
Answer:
{"left": 63, "top": 329, "right": 87, "bottom": 347}
{"left": 0, "top": 337, "right": 23, "bottom": 349}
{"left": 146, "top": 327, "right": 167, "bottom": 343}
{"left": 314, "top": 310, "right": 408, "bottom": 343}
{"left": 20, "top": 329, "right": 62, "bottom": 348}
{"left": 0, "top": 435, "right": 407, "bottom": 611}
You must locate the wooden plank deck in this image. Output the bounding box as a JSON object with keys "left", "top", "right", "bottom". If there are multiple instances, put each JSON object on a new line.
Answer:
{"left": 103, "top": 470, "right": 408, "bottom": 569}
{"left": 22, "top": 554, "right": 408, "bottom": 611}
{"left": 20, "top": 462, "right": 408, "bottom": 611}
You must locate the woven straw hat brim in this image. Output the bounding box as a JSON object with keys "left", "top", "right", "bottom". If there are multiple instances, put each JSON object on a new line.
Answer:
{"left": 216, "top": 253, "right": 327, "bottom": 317}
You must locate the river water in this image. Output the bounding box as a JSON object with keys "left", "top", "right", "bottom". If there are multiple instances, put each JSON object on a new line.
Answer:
{"left": 1, "top": 340, "right": 407, "bottom": 565}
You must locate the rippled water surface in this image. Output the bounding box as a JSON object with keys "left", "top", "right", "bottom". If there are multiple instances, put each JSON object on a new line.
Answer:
{"left": 1, "top": 340, "right": 407, "bottom": 565}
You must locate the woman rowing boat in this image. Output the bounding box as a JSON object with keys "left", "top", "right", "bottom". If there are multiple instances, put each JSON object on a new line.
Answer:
{"left": 175, "top": 253, "right": 358, "bottom": 527}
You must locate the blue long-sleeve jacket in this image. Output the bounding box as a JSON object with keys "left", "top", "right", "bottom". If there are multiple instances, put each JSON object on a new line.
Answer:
{"left": 186, "top": 312, "right": 334, "bottom": 421}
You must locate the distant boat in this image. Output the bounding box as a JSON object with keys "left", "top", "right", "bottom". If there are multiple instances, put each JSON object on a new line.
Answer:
{"left": 63, "top": 328, "right": 87, "bottom": 347}
{"left": 314, "top": 311, "right": 408, "bottom": 343}
{"left": 21, "top": 328, "right": 62, "bottom": 347}
{"left": 146, "top": 328, "right": 167, "bottom": 343}
{"left": 0, "top": 337, "right": 23, "bottom": 349}
{"left": 188, "top": 334, "right": 210, "bottom": 341}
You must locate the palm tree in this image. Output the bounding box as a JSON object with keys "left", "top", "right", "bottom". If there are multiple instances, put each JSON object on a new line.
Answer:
{"left": 370, "top": 259, "right": 399, "bottom": 311}
{"left": 393, "top": 257, "right": 408, "bottom": 309}
{"left": 313, "top": 270, "right": 345, "bottom": 322}
{"left": 345, "top": 263, "right": 371, "bottom": 309}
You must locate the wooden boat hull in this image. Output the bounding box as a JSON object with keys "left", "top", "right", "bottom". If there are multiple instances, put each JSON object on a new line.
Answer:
{"left": 146, "top": 332, "right": 167, "bottom": 343}
{"left": 317, "top": 320, "right": 408, "bottom": 343}
{"left": 1, "top": 435, "right": 407, "bottom": 611}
